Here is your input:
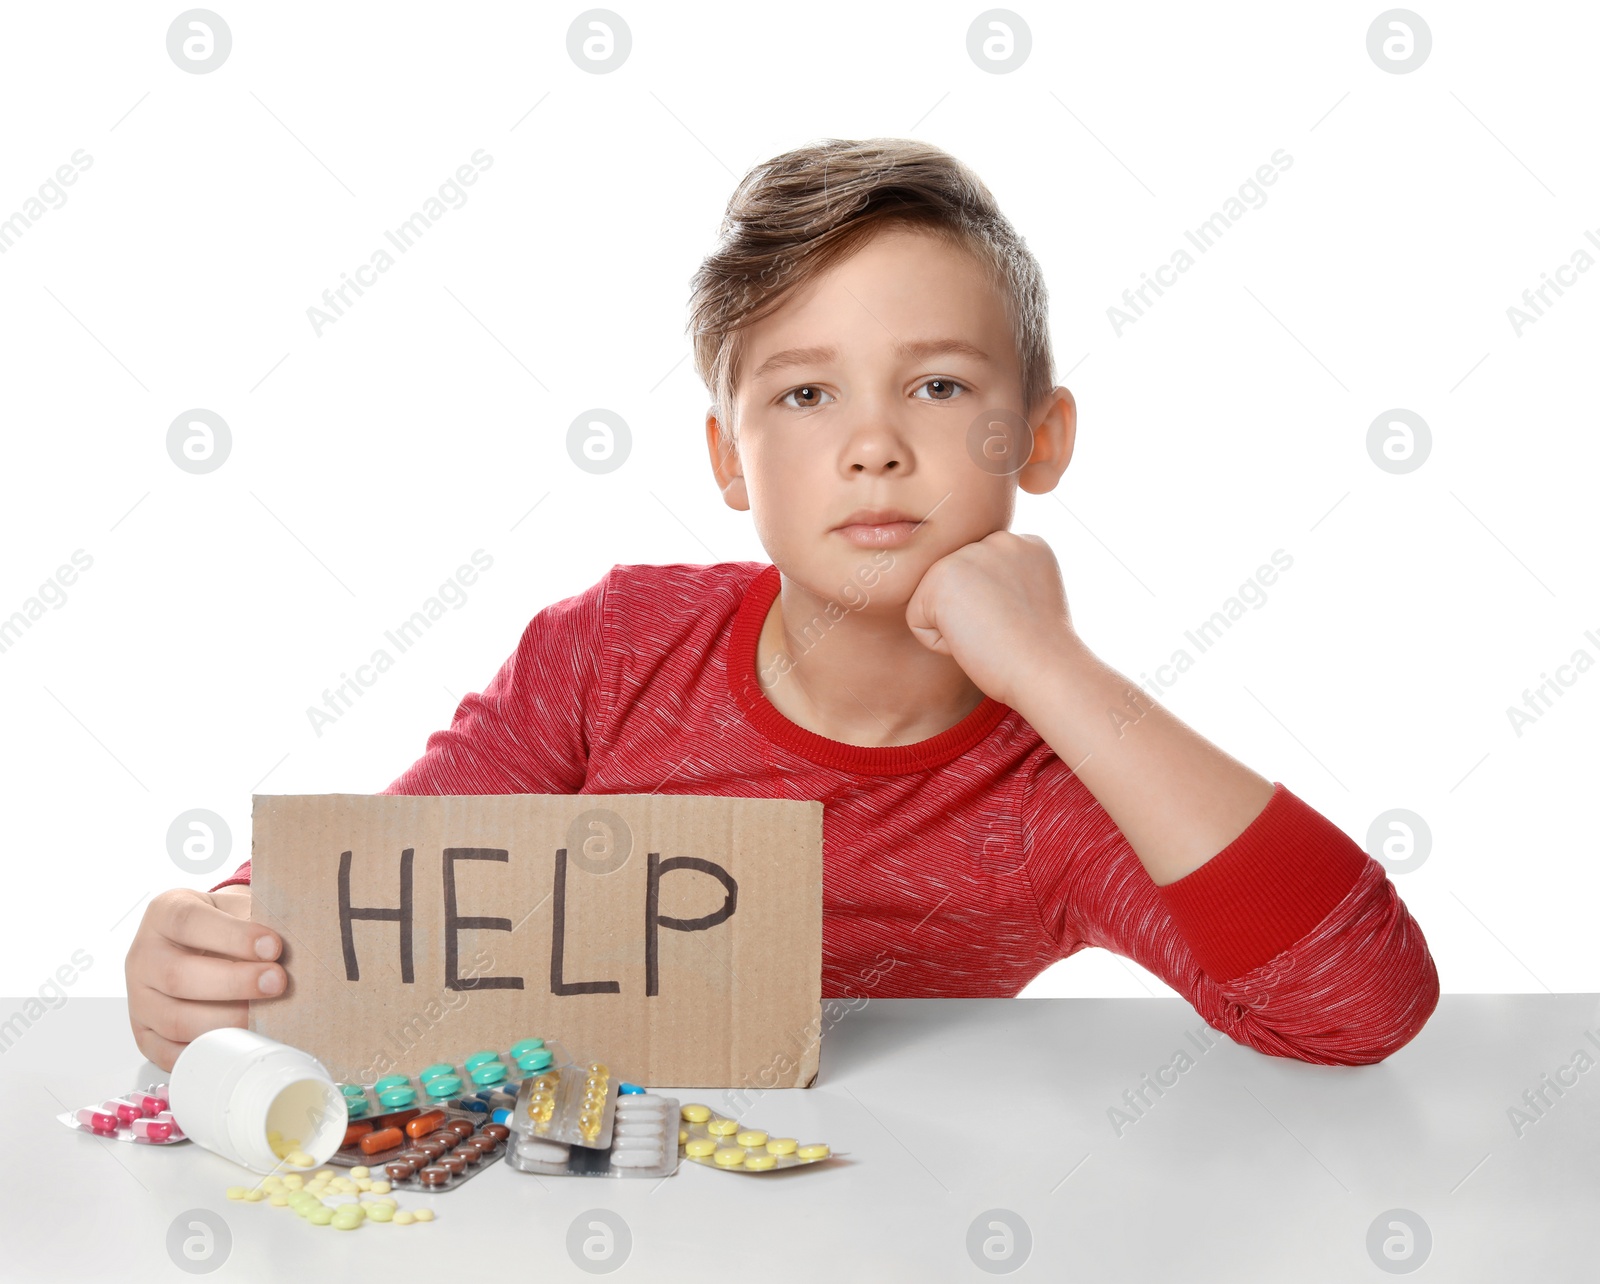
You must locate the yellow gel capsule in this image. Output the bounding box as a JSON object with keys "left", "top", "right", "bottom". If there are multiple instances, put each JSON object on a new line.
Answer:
{"left": 765, "top": 1138, "right": 797, "bottom": 1155}
{"left": 678, "top": 1128, "right": 689, "bottom": 1145}
{"left": 713, "top": 1147, "right": 745, "bottom": 1166}
{"left": 588, "top": 1063, "right": 608, "bottom": 1077}
{"left": 685, "top": 1138, "right": 717, "bottom": 1158}
{"left": 735, "top": 1130, "right": 767, "bottom": 1148}
{"left": 706, "top": 1118, "right": 738, "bottom": 1136}
{"left": 413, "top": 1208, "right": 434, "bottom": 1223}
{"left": 393, "top": 1211, "right": 415, "bottom": 1225}
{"left": 225, "top": 1187, "right": 246, "bottom": 1201}
{"left": 680, "top": 1104, "right": 711, "bottom": 1123}
{"left": 744, "top": 1153, "right": 777, "bottom": 1170}
{"left": 797, "top": 1143, "right": 831, "bottom": 1160}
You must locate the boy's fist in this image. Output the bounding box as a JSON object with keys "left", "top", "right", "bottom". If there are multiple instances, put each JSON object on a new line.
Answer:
{"left": 125, "top": 887, "right": 284, "bottom": 1072}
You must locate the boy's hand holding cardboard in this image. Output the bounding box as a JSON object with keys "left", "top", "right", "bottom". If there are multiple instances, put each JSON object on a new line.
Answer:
{"left": 125, "top": 887, "right": 285, "bottom": 1071}
{"left": 904, "top": 529, "right": 1079, "bottom": 713}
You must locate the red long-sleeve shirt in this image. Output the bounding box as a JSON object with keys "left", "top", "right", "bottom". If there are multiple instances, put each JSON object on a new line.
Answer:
{"left": 216, "top": 560, "right": 1440, "bottom": 1065}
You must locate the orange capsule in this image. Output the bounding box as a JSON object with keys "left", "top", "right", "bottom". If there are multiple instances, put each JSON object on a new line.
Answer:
{"left": 359, "top": 1126, "right": 405, "bottom": 1155}
{"left": 342, "top": 1121, "right": 374, "bottom": 1148}
{"left": 404, "top": 1110, "right": 446, "bottom": 1139}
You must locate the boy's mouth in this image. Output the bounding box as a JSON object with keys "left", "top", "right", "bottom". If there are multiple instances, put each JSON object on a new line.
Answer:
{"left": 831, "top": 508, "right": 925, "bottom": 548}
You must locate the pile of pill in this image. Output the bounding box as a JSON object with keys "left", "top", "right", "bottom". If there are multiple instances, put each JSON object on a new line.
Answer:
{"left": 677, "top": 1103, "right": 832, "bottom": 1173}
{"left": 267, "top": 1130, "right": 316, "bottom": 1167}
{"left": 225, "top": 1167, "right": 434, "bottom": 1229}
{"left": 58, "top": 1085, "right": 186, "bottom": 1146}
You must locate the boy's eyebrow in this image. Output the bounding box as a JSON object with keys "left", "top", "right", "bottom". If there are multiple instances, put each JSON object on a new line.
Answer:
{"left": 749, "top": 337, "right": 992, "bottom": 383}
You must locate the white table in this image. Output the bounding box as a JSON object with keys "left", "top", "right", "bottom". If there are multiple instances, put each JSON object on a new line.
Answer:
{"left": 10, "top": 994, "right": 1596, "bottom": 1280}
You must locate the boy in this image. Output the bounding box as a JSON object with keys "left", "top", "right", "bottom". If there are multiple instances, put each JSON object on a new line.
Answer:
{"left": 126, "top": 137, "right": 1438, "bottom": 1073}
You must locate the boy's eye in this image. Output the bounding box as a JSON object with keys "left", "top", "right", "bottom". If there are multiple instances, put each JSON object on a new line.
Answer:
{"left": 915, "top": 377, "right": 968, "bottom": 402}
{"left": 781, "top": 385, "right": 833, "bottom": 410}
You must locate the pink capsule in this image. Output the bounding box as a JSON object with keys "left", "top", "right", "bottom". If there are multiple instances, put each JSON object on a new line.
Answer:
{"left": 129, "top": 1092, "right": 166, "bottom": 1116}
{"left": 76, "top": 1108, "right": 119, "bottom": 1132}
{"left": 104, "top": 1098, "right": 144, "bottom": 1124}
{"left": 131, "top": 1117, "right": 172, "bottom": 1142}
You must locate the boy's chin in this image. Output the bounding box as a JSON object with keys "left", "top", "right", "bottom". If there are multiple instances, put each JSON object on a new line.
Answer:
{"left": 780, "top": 548, "right": 922, "bottom": 605}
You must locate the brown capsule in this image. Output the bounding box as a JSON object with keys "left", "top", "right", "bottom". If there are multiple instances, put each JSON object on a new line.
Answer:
{"left": 466, "top": 1135, "right": 497, "bottom": 1156}
{"left": 418, "top": 1165, "right": 451, "bottom": 1186}
{"left": 445, "top": 1120, "right": 476, "bottom": 1140}
{"left": 417, "top": 1138, "right": 451, "bottom": 1159}
{"left": 436, "top": 1155, "right": 466, "bottom": 1175}
{"left": 397, "top": 1148, "right": 430, "bottom": 1164}
{"left": 481, "top": 1123, "right": 510, "bottom": 1143}
{"left": 450, "top": 1146, "right": 481, "bottom": 1166}
{"left": 384, "top": 1161, "right": 416, "bottom": 1181}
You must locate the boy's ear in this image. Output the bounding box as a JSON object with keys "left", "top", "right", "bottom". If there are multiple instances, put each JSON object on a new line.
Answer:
{"left": 705, "top": 408, "right": 750, "bottom": 512}
{"left": 1017, "top": 385, "right": 1077, "bottom": 496}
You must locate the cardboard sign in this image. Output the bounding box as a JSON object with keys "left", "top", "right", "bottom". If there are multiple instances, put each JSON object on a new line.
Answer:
{"left": 248, "top": 793, "right": 823, "bottom": 1088}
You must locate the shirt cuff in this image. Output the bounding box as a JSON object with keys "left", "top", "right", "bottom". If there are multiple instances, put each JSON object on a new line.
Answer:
{"left": 209, "top": 859, "right": 252, "bottom": 892}
{"left": 1154, "top": 781, "right": 1369, "bottom": 982}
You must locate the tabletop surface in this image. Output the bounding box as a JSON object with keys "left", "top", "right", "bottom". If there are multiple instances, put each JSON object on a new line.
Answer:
{"left": 6, "top": 994, "right": 1597, "bottom": 1281}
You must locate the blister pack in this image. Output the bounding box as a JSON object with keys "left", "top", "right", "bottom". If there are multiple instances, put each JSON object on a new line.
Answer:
{"left": 508, "top": 1051, "right": 619, "bottom": 1150}
{"left": 331, "top": 1105, "right": 511, "bottom": 1192}
{"left": 677, "top": 1102, "right": 833, "bottom": 1173}
{"left": 507, "top": 1094, "right": 679, "bottom": 1179}
{"left": 337, "top": 1038, "right": 549, "bottom": 1119}
{"left": 56, "top": 1083, "right": 187, "bottom": 1145}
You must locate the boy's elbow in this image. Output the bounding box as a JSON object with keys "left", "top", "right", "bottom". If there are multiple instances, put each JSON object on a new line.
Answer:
{"left": 1271, "top": 958, "right": 1442, "bottom": 1067}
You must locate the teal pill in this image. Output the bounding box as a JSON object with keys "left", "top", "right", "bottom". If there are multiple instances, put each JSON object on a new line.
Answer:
{"left": 516, "top": 1049, "right": 553, "bottom": 1072}
{"left": 378, "top": 1085, "right": 416, "bottom": 1107}
{"left": 470, "top": 1062, "right": 507, "bottom": 1086}
{"left": 373, "top": 1075, "right": 409, "bottom": 1093}
{"left": 418, "top": 1063, "right": 456, "bottom": 1084}
{"left": 463, "top": 1051, "right": 500, "bottom": 1070}
{"left": 424, "top": 1074, "right": 463, "bottom": 1098}
{"left": 508, "top": 1038, "right": 544, "bottom": 1058}
{"left": 345, "top": 1096, "right": 368, "bottom": 1118}
{"left": 340, "top": 1083, "right": 367, "bottom": 1099}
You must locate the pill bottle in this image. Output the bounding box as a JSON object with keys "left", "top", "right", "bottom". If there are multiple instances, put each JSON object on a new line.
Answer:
{"left": 168, "top": 1028, "right": 346, "bottom": 1175}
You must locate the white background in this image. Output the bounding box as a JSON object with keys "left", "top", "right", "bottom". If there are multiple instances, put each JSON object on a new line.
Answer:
{"left": 1, "top": 1, "right": 1593, "bottom": 1002}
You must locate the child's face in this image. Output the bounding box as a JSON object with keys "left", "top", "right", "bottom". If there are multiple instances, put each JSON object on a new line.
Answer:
{"left": 707, "top": 224, "right": 1071, "bottom": 607}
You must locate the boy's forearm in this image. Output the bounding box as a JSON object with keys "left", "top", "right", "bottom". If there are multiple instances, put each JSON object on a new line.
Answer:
{"left": 1016, "top": 638, "right": 1276, "bottom": 887}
